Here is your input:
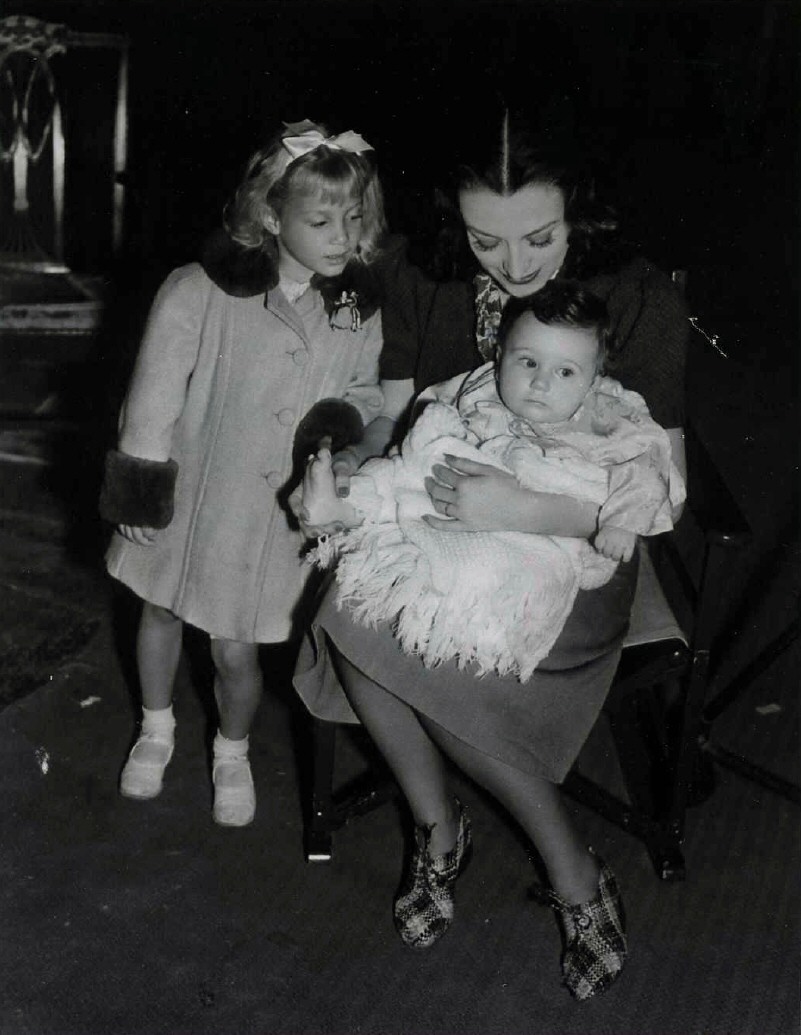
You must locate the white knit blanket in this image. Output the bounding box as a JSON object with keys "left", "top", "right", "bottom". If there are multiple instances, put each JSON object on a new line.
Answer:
{"left": 310, "top": 400, "right": 619, "bottom": 681}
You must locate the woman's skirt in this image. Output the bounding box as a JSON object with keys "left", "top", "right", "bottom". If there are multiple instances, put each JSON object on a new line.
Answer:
{"left": 293, "top": 554, "right": 638, "bottom": 784}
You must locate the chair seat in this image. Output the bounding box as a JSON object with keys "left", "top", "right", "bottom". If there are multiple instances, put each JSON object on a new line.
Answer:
{"left": 624, "top": 544, "right": 687, "bottom": 649}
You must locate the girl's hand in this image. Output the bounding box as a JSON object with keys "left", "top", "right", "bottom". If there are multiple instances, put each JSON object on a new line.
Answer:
{"left": 423, "top": 454, "right": 532, "bottom": 532}
{"left": 295, "top": 447, "right": 360, "bottom": 539}
{"left": 118, "top": 524, "right": 158, "bottom": 546}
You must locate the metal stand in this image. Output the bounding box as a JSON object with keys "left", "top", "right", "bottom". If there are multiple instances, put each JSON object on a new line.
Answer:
{"left": 700, "top": 520, "right": 800, "bottom": 805}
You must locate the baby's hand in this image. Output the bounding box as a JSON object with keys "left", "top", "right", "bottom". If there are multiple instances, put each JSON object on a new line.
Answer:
{"left": 594, "top": 525, "right": 637, "bottom": 563}
{"left": 299, "top": 448, "right": 360, "bottom": 537}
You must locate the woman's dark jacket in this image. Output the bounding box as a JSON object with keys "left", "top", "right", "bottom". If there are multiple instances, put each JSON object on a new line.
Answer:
{"left": 373, "top": 238, "right": 689, "bottom": 430}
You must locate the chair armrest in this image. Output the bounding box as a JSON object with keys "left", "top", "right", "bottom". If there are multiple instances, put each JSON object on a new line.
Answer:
{"left": 683, "top": 421, "right": 752, "bottom": 548}
{"left": 650, "top": 419, "right": 752, "bottom": 630}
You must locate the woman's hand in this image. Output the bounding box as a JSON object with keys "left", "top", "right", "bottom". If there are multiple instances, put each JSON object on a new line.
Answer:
{"left": 423, "top": 454, "right": 534, "bottom": 532}
{"left": 422, "top": 454, "right": 601, "bottom": 537}
{"left": 118, "top": 524, "right": 158, "bottom": 546}
{"left": 330, "top": 410, "right": 405, "bottom": 498}
{"left": 330, "top": 447, "right": 362, "bottom": 498}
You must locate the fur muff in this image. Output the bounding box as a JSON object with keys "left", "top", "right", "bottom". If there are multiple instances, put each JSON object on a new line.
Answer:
{"left": 99, "top": 451, "right": 178, "bottom": 529}
{"left": 293, "top": 398, "right": 364, "bottom": 466}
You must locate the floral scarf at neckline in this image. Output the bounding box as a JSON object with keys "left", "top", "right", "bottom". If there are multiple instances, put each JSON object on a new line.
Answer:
{"left": 474, "top": 259, "right": 569, "bottom": 360}
{"left": 473, "top": 272, "right": 508, "bottom": 361}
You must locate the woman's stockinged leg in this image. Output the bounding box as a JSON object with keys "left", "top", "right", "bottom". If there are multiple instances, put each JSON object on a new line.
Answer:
{"left": 210, "top": 639, "right": 263, "bottom": 740}
{"left": 418, "top": 716, "right": 628, "bottom": 1001}
{"left": 419, "top": 716, "right": 598, "bottom": 904}
{"left": 137, "top": 601, "right": 183, "bottom": 709}
{"left": 333, "top": 650, "right": 459, "bottom": 854}
{"left": 334, "top": 648, "right": 472, "bottom": 951}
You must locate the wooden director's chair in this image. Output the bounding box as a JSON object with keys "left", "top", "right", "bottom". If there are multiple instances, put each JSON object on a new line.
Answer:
{"left": 301, "top": 413, "right": 751, "bottom": 882}
{"left": 300, "top": 265, "right": 751, "bottom": 881}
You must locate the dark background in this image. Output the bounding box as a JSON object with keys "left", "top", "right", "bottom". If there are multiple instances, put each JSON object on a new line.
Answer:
{"left": 3, "top": 0, "right": 798, "bottom": 343}
{"left": 0, "top": 13, "right": 797, "bottom": 1031}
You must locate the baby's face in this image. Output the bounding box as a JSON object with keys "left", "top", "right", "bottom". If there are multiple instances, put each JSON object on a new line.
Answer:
{"left": 497, "top": 312, "right": 599, "bottom": 424}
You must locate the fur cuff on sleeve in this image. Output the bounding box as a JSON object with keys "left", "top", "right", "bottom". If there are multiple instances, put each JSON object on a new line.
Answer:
{"left": 293, "top": 399, "right": 364, "bottom": 461}
{"left": 99, "top": 451, "right": 178, "bottom": 529}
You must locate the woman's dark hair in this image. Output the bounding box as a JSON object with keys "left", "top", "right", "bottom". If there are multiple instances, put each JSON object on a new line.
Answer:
{"left": 420, "top": 108, "right": 623, "bottom": 282}
{"left": 498, "top": 280, "right": 612, "bottom": 371}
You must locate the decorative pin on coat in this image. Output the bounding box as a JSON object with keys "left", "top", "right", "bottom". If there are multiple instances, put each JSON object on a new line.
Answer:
{"left": 329, "top": 289, "right": 361, "bottom": 331}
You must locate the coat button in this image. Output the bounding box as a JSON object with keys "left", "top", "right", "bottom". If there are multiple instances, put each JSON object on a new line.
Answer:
{"left": 277, "top": 408, "right": 295, "bottom": 426}
{"left": 292, "top": 349, "right": 309, "bottom": 366}
{"left": 265, "top": 471, "right": 283, "bottom": 488}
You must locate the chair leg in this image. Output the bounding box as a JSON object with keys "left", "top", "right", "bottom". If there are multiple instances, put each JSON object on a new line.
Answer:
{"left": 608, "top": 694, "right": 660, "bottom": 820}
{"left": 306, "top": 719, "right": 337, "bottom": 863}
{"left": 304, "top": 718, "right": 400, "bottom": 862}
{"left": 608, "top": 689, "right": 687, "bottom": 881}
{"left": 562, "top": 766, "right": 686, "bottom": 881}
{"left": 668, "top": 658, "right": 712, "bottom": 840}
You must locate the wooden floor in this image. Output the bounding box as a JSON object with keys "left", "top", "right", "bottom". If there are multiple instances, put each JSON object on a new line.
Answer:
{"left": 0, "top": 272, "right": 797, "bottom": 1034}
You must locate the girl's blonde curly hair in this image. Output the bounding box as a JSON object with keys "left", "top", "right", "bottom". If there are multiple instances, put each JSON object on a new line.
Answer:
{"left": 224, "top": 121, "right": 386, "bottom": 266}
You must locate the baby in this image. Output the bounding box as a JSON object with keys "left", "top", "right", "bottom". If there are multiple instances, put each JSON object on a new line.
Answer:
{"left": 299, "top": 280, "right": 685, "bottom": 680}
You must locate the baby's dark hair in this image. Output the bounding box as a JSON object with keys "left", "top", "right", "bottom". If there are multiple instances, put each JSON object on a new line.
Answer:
{"left": 498, "top": 280, "right": 611, "bottom": 371}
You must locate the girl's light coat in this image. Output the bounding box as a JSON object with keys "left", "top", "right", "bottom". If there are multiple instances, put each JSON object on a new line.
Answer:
{"left": 106, "top": 263, "right": 383, "bottom": 642}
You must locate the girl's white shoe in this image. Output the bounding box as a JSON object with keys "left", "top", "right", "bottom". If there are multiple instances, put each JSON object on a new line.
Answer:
{"left": 212, "top": 732, "right": 256, "bottom": 827}
{"left": 120, "top": 730, "right": 174, "bottom": 799}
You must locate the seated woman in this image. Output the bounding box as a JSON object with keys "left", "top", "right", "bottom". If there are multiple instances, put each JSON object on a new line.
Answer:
{"left": 292, "top": 110, "right": 689, "bottom": 1002}
{"left": 301, "top": 281, "right": 685, "bottom": 683}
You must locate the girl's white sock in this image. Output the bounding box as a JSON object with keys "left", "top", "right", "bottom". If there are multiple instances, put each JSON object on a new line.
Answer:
{"left": 141, "top": 704, "right": 176, "bottom": 738}
{"left": 213, "top": 731, "right": 249, "bottom": 759}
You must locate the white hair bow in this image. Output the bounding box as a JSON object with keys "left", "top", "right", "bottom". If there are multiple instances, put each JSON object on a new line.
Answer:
{"left": 281, "top": 119, "right": 373, "bottom": 161}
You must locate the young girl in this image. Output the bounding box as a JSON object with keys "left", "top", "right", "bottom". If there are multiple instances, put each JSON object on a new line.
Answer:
{"left": 300, "top": 281, "right": 684, "bottom": 684}
{"left": 99, "top": 119, "right": 387, "bottom": 827}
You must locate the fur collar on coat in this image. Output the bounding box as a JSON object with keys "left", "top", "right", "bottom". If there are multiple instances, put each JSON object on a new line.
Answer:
{"left": 200, "top": 227, "right": 381, "bottom": 320}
